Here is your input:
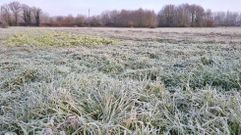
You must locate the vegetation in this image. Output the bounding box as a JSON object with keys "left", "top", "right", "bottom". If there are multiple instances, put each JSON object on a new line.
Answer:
{"left": 1, "top": 27, "right": 241, "bottom": 134}
{"left": 4, "top": 31, "right": 117, "bottom": 47}
{"left": 1, "top": 1, "right": 241, "bottom": 27}
{"left": 0, "top": 22, "right": 8, "bottom": 28}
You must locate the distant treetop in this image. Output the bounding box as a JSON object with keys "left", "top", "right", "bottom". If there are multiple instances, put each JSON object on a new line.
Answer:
{"left": 1, "top": 1, "right": 241, "bottom": 27}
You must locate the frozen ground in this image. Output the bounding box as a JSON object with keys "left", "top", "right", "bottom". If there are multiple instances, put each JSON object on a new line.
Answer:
{"left": 1, "top": 27, "right": 241, "bottom": 135}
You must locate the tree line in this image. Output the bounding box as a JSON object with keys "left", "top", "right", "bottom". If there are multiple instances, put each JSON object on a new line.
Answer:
{"left": 0, "top": 1, "right": 41, "bottom": 26}
{"left": 1, "top": 1, "right": 241, "bottom": 27}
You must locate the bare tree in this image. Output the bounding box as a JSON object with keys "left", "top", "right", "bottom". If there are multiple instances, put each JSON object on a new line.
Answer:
{"left": 238, "top": 13, "right": 241, "bottom": 26}
{"left": 22, "top": 4, "right": 32, "bottom": 26}
{"left": 158, "top": 4, "right": 210, "bottom": 27}
{"left": 32, "top": 7, "right": 41, "bottom": 26}
{"left": 203, "top": 9, "right": 214, "bottom": 27}
{"left": 8, "top": 1, "right": 21, "bottom": 25}
{"left": 225, "top": 11, "right": 239, "bottom": 26}
{"left": 176, "top": 4, "right": 191, "bottom": 27}
{"left": 88, "top": 16, "right": 102, "bottom": 27}
{"left": 64, "top": 15, "right": 75, "bottom": 26}
{"left": 213, "top": 12, "right": 226, "bottom": 26}
{"left": 75, "top": 15, "right": 86, "bottom": 26}
{"left": 145, "top": 10, "right": 158, "bottom": 28}
{"left": 101, "top": 9, "right": 157, "bottom": 27}
{"left": 1, "top": 1, "right": 240, "bottom": 27}
{"left": 213, "top": 11, "right": 240, "bottom": 26}
{"left": 0, "top": 4, "right": 12, "bottom": 25}
{"left": 101, "top": 11, "right": 109, "bottom": 26}
{"left": 158, "top": 5, "right": 176, "bottom": 27}
{"left": 189, "top": 4, "right": 205, "bottom": 27}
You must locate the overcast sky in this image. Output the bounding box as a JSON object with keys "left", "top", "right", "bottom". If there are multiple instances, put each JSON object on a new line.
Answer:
{"left": 0, "top": 0, "right": 241, "bottom": 16}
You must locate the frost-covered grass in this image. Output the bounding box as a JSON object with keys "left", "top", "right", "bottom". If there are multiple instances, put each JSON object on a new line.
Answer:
{"left": 1, "top": 27, "right": 241, "bottom": 135}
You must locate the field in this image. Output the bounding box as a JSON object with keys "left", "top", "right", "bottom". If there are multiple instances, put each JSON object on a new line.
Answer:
{"left": 1, "top": 27, "right": 241, "bottom": 135}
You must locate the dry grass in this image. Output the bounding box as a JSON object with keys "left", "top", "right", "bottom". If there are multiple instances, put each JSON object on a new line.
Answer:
{"left": 0, "top": 27, "right": 241, "bottom": 135}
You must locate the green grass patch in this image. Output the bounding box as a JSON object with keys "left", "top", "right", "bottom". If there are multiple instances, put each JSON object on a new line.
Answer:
{"left": 4, "top": 31, "right": 118, "bottom": 47}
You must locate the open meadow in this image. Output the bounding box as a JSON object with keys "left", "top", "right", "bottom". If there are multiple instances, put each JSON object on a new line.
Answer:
{"left": 1, "top": 27, "right": 241, "bottom": 135}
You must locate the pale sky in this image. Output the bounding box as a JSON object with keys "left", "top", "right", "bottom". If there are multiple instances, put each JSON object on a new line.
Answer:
{"left": 0, "top": 0, "right": 241, "bottom": 16}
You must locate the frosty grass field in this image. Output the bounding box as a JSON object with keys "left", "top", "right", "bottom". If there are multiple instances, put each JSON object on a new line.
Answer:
{"left": 1, "top": 27, "right": 241, "bottom": 135}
